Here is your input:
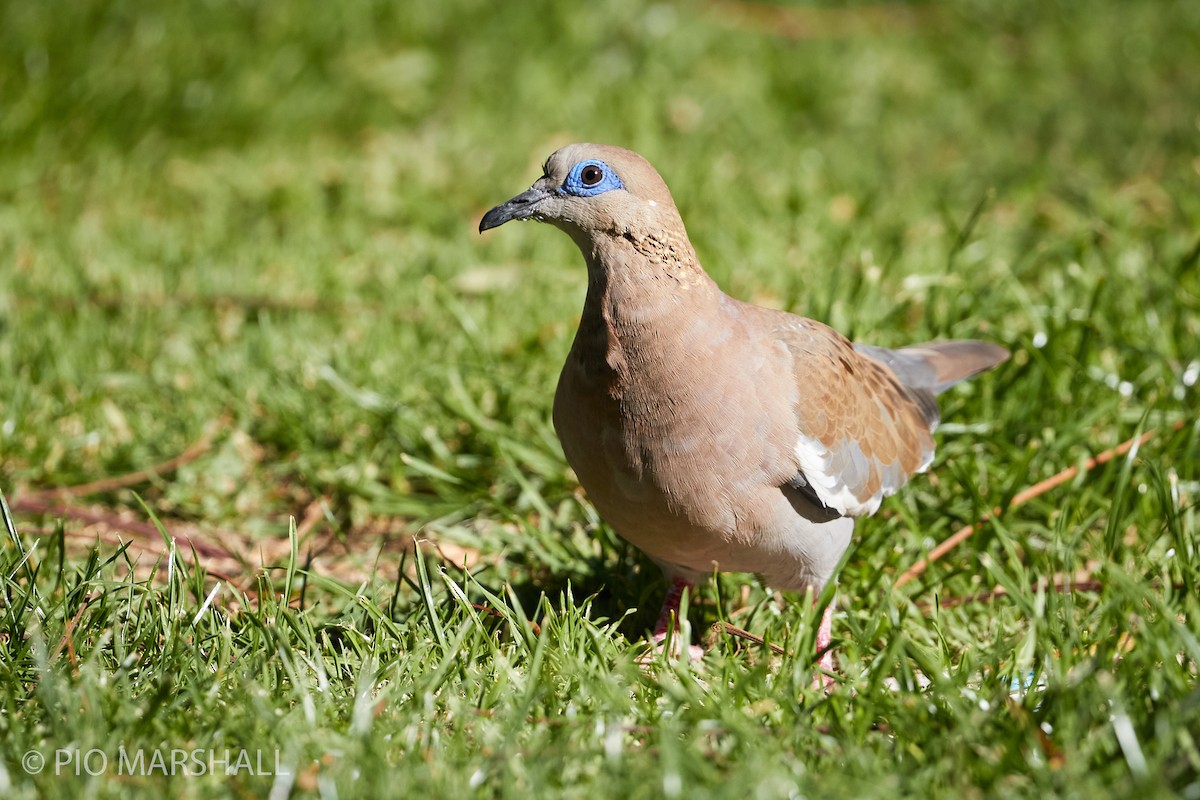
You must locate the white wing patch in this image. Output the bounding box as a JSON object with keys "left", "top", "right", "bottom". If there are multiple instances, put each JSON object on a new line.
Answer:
{"left": 793, "top": 431, "right": 933, "bottom": 518}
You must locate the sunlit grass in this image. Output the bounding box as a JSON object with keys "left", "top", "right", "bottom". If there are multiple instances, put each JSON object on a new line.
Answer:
{"left": 1, "top": 0, "right": 1198, "bottom": 797}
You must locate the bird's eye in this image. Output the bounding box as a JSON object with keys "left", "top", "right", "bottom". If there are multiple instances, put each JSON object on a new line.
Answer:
{"left": 560, "top": 159, "right": 622, "bottom": 197}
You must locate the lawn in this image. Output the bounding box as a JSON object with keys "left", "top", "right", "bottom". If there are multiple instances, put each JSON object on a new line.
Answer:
{"left": 1, "top": 0, "right": 1199, "bottom": 797}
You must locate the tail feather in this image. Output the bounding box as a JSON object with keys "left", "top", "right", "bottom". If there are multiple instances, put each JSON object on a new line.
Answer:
{"left": 855, "top": 340, "right": 1010, "bottom": 395}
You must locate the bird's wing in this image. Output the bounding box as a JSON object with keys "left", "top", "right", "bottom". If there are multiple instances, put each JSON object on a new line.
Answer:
{"left": 767, "top": 316, "right": 939, "bottom": 517}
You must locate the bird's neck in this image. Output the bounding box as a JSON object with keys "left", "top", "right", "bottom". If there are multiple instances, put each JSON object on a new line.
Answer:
{"left": 569, "top": 228, "right": 723, "bottom": 381}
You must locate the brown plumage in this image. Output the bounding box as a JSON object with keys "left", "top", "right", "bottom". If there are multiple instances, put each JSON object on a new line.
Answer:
{"left": 480, "top": 143, "right": 1008, "bottom": 671}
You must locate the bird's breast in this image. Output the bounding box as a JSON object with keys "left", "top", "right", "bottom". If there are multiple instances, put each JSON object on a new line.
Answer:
{"left": 553, "top": 311, "right": 785, "bottom": 538}
{"left": 550, "top": 292, "right": 856, "bottom": 590}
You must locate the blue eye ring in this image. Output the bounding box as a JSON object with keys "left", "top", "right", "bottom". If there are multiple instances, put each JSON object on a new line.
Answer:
{"left": 559, "top": 159, "right": 624, "bottom": 197}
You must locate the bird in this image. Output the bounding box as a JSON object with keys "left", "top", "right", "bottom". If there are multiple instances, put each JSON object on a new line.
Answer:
{"left": 478, "top": 143, "right": 1008, "bottom": 679}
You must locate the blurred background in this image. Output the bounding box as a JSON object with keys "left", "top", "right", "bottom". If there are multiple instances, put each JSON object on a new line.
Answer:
{"left": 0, "top": 0, "right": 1197, "bottom": 599}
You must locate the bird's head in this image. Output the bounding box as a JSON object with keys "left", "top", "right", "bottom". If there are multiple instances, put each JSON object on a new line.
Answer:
{"left": 479, "top": 143, "right": 683, "bottom": 248}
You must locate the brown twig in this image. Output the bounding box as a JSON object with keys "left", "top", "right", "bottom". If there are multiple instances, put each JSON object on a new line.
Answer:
{"left": 16, "top": 414, "right": 229, "bottom": 503}
{"left": 49, "top": 593, "right": 96, "bottom": 668}
{"left": 13, "top": 498, "right": 425, "bottom": 603}
{"left": 13, "top": 496, "right": 257, "bottom": 595}
{"left": 13, "top": 496, "right": 234, "bottom": 561}
{"left": 711, "top": 621, "right": 787, "bottom": 655}
{"left": 896, "top": 420, "right": 1187, "bottom": 590}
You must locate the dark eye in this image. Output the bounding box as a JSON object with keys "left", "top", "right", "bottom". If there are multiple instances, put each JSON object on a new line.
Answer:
{"left": 581, "top": 164, "right": 604, "bottom": 186}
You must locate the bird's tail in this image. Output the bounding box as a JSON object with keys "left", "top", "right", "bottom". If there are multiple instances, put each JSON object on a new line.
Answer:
{"left": 855, "top": 340, "right": 1010, "bottom": 395}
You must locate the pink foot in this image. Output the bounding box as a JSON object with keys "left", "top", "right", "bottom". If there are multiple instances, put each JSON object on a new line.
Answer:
{"left": 813, "top": 602, "right": 835, "bottom": 690}
{"left": 649, "top": 631, "right": 706, "bottom": 661}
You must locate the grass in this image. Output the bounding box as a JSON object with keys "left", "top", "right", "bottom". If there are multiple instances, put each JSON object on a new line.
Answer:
{"left": 1, "top": 0, "right": 1199, "bottom": 796}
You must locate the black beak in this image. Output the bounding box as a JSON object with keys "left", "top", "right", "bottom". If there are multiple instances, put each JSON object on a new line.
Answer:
{"left": 479, "top": 187, "right": 550, "bottom": 233}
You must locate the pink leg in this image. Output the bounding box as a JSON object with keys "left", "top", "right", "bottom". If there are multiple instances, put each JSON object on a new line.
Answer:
{"left": 813, "top": 601, "right": 835, "bottom": 689}
{"left": 646, "top": 576, "right": 705, "bottom": 660}
{"left": 653, "top": 576, "right": 694, "bottom": 638}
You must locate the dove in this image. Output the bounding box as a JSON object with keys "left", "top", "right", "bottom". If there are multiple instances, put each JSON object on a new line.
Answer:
{"left": 479, "top": 143, "right": 1008, "bottom": 677}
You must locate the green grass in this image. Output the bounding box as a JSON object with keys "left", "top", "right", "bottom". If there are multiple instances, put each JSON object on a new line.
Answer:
{"left": 2, "top": 0, "right": 1199, "bottom": 797}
